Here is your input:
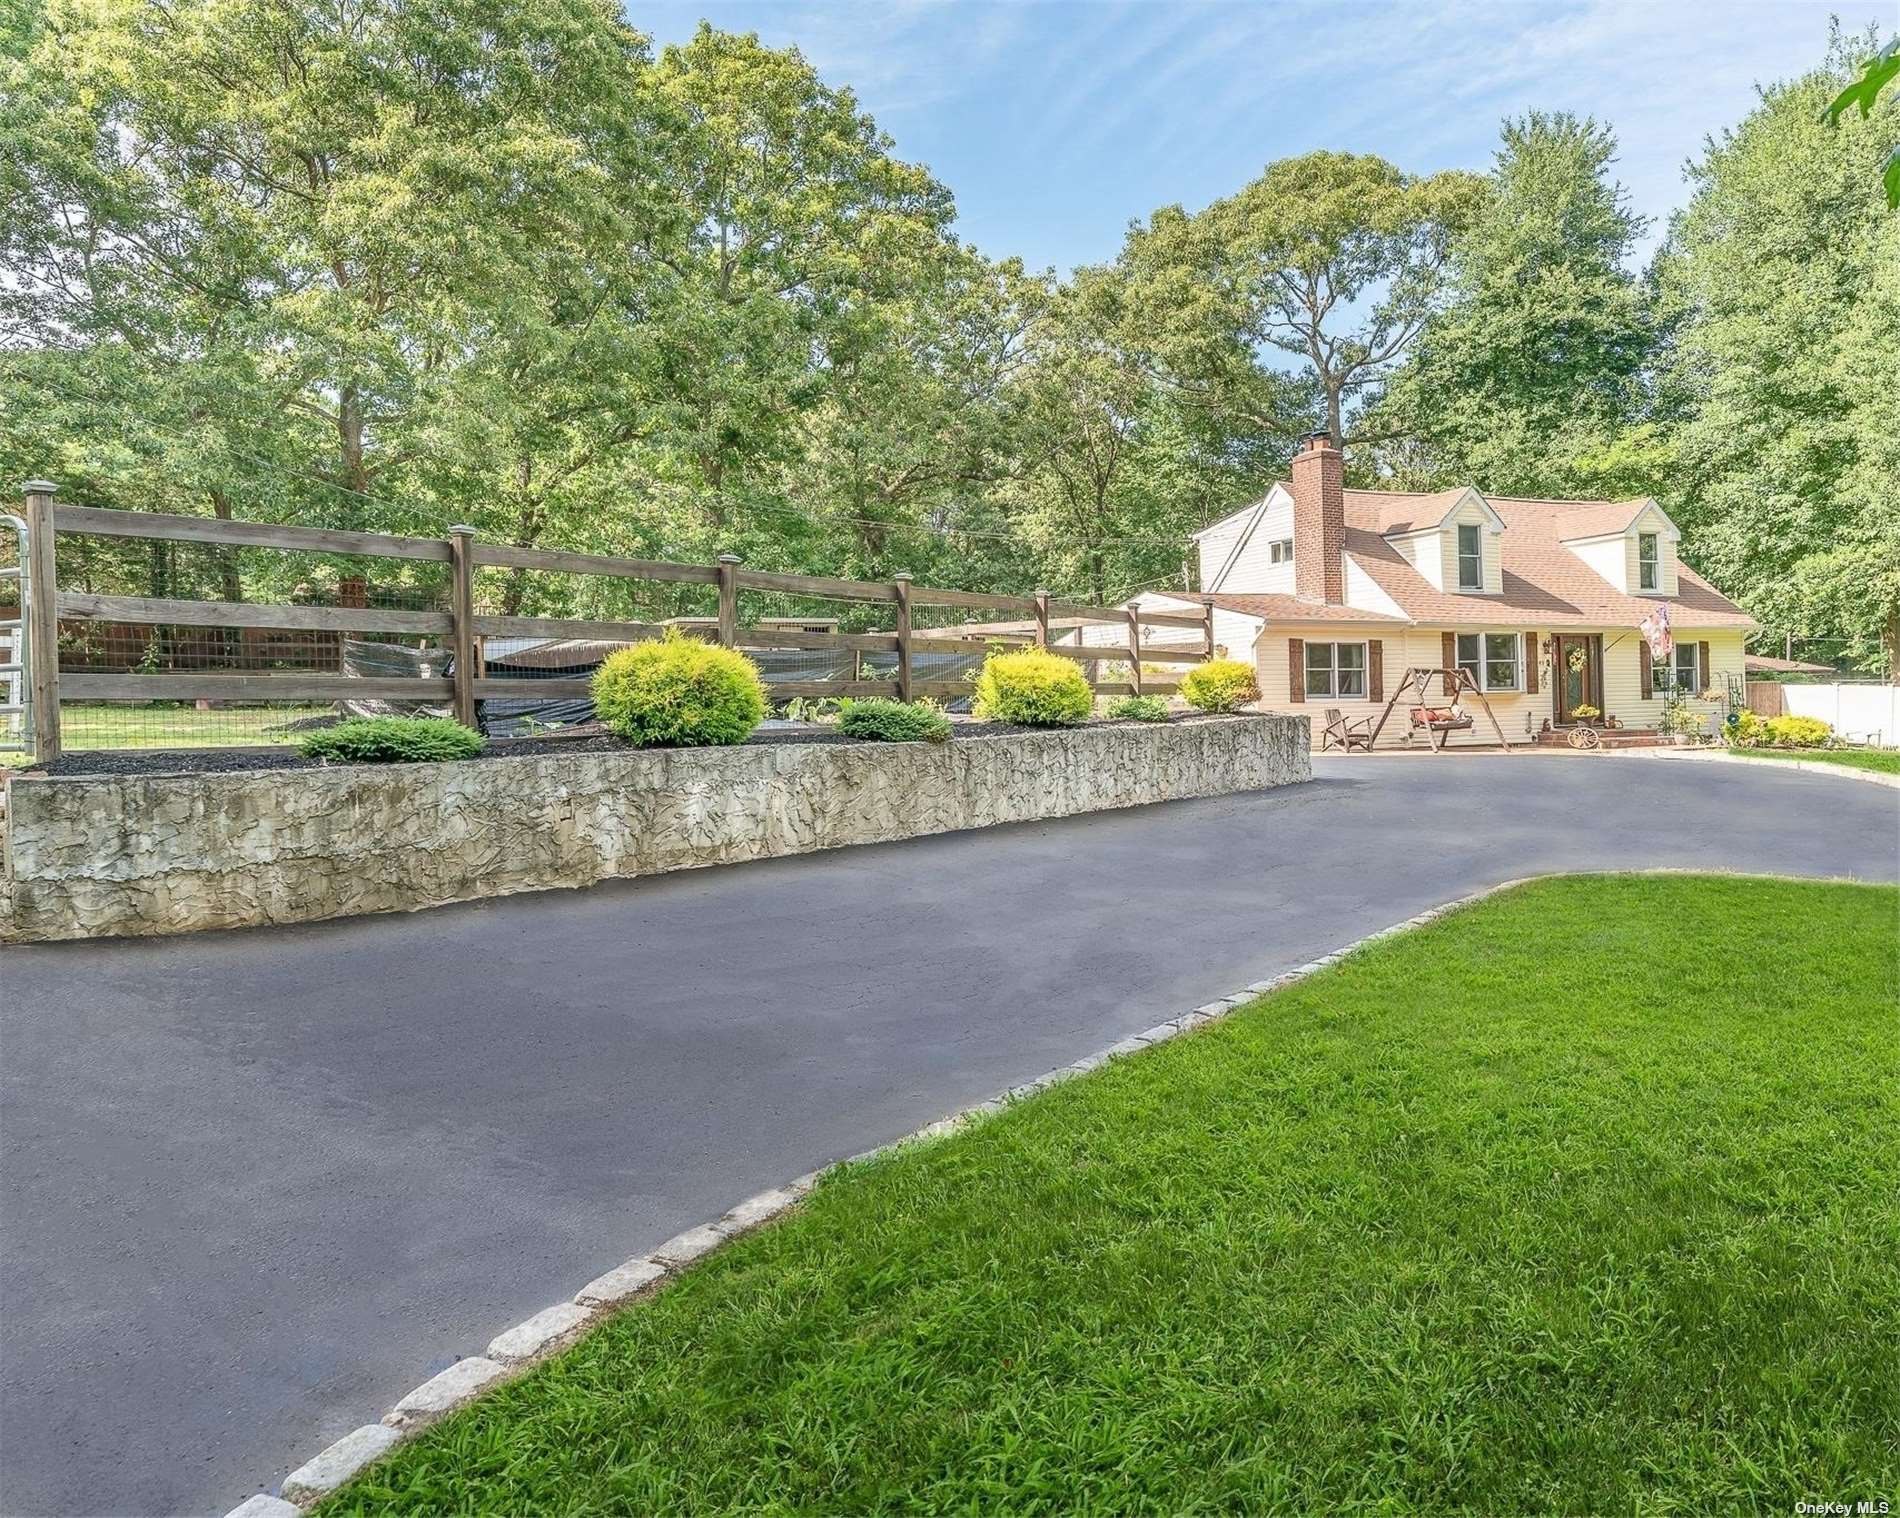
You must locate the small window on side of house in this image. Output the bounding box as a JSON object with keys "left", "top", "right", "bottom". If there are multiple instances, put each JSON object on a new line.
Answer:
{"left": 1657, "top": 643, "right": 1698, "bottom": 693}
{"left": 1457, "top": 523, "right": 1483, "bottom": 590}
{"left": 1455, "top": 632, "right": 1481, "bottom": 685}
{"left": 1304, "top": 640, "right": 1367, "bottom": 698}
{"left": 1455, "top": 632, "right": 1521, "bottom": 692}
{"left": 1267, "top": 537, "right": 1294, "bottom": 564}
{"left": 1638, "top": 532, "right": 1660, "bottom": 591}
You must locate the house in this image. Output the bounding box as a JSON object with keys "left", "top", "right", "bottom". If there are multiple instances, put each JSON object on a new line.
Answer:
{"left": 1108, "top": 432, "right": 1756, "bottom": 748}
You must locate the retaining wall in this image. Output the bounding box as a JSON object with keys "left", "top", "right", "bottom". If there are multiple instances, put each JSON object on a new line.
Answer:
{"left": 1, "top": 715, "right": 1308, "bottom": 942}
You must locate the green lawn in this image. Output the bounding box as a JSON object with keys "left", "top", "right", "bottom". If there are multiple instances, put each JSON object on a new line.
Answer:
{"left": 1733, "top": 746, "right": 1900, "bottom": 776}
{"left": 327, "top": 876, "right": 1899, "bottom": 1516}
{"left": 1, "top": 702, "right": 327, "bottom": 764}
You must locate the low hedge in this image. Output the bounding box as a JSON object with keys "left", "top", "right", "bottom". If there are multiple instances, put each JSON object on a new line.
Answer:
{"left": 1106, "top": 694, "right": 1170, "bottom": 722}
{"left": 1180, "top": 658, "right": 1259, "bottom": 713}
{"left": 592, "top": 630, "right": 767, "bottom": 747}
{"left": 837, "top": 697, "right": 952, "bottom": 743}
{"left": 972, "top": 648, "right": 1093, "bottom": 727}
{"left": 298, "top": 716, "right": 484, "bottom": 764}
{"left": 1764, "top": 715, "right": 1831, "bottom": 748}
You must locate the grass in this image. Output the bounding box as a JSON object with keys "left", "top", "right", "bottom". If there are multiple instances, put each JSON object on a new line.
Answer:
{"left": 327, "top": 875, "right": 1899, "bottom": 1516}
{"left": 1, "top": 702, "right": 329, "bottom": 764}
{"left": 1731, "top": 746, "right": 1900, "bottom": 776}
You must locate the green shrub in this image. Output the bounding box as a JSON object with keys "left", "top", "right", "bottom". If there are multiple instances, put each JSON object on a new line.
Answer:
{"left": 837, "top": 697, "right": 952, "bottom": 743}
{"left": 1764, "top": 714, "right": 1831, "bottom": 748}
{"left": 1180, "top": 658, "right": 1260, "bottom": 713}
{"left": 298, "top": 716, "right": 483, "bottom": 764}
{"left": 1727, "top": 709, "right": 1767, "bottom": 747}
{"left": 972, "top": 647, "right": 1094, "bottom": 727}
{"left": 1106, "top": 694, "right": 1170, "bottom": 722}
{"left": 592, "top": 629, "right": 767, "bottom": 747}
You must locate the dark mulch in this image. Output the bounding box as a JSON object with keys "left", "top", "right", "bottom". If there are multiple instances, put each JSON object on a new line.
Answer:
{"left": 36, "top": 714, "right": 1221, "bottom": 779}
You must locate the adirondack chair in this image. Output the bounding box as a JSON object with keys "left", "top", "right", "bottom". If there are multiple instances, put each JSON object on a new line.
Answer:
{"left": 1321, "top": 707, "right": 1374, "bottom": 752}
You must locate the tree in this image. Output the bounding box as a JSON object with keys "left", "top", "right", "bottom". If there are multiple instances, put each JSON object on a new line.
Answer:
{"left": 1122, "top": 152, "right": 1484, "bottom": 450}
{"left": 0, "top": 0, "right": 694, "bottom": 626}
{"left": 1654, "top": 27, "right": 1900, "bottom": 675}
{"left": 1822, "top": 35, "right": 1899, "bottom": 208}
{"left": 1369, "top": 114, "right": 1656, "bottom": 497}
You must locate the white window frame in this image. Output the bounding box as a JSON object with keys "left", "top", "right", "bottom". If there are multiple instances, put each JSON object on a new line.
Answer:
{"left": 1454, "top": 631, "right": 1522, "bottom": 692}
{"left": 1654, "top": 642, "right": 1699, "bottom": 693}
{"left": 1456, "top": 523, "right": 1483, "bottom": 590}
{"left": 1638, "top": 532, "right": 1660, "bottom": 591}
{"left": 1304, "top": 640, "right": 1368, "bottom": 699}
{"left": 1268, "top": 537, "right": 1294, "bottom": 565}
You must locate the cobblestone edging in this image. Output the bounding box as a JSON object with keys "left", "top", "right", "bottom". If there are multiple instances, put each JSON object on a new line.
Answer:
{"left": 220, "top": 869, "right": 1793, "bottom": 1515}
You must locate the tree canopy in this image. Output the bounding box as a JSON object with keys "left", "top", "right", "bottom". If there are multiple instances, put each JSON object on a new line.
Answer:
{"left": 1, "top": 3, "right": 1893, "bottom": 666}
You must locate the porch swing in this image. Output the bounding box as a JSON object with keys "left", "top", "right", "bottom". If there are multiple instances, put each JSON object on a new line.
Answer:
{"left": 1362, "top": 666, "right": 1512, "bottom": 752}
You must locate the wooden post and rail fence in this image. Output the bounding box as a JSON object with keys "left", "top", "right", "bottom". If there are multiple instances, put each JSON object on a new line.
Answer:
{"left": 10, "top": 484, "right": 1217, "bottom": 763}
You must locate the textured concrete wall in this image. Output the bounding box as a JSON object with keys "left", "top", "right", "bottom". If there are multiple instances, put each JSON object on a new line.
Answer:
{"left": 1, "top": 716, "right": 1308, "bottom": 942}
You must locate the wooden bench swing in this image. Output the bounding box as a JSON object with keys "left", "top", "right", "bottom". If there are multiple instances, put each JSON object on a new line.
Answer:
{"left": 1359, "top": 666, "right": 1512, "bottom": 752}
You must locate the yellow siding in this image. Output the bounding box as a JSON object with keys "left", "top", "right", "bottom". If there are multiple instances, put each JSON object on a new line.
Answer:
{"left": 1250, "top": 624, "right": 1748, "bottom": 748}
{"left": 1600, "top": 627, "right": 1745, "bottom": 732}
{"left": 1432, "top": 498, "right": 1504, "bottom": 595}
{"left": 1627, "top": 504, "right": 1680, "bottom": 597}
{"left": 1251, "top": 625, "right": 1549, "bottom": 749}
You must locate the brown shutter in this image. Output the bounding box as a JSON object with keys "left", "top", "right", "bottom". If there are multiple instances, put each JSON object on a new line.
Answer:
{"left": 1441, "top": 630, "right": 1456, "bottom": 672}
{"left": 1287, "top": 637, "right": 1304, "bottom": 702}
{"left": 1639, "top": 640, "right": 1652, "bottom": 699}
{"left": 1697, "top": 641, "right": 1710, "bottom": 694}
{"left": 1525, "top": 633, "right": 1539, "bottom": 694}
{"left": 1368, "top": 639, "right": 1383, "bottom": 704}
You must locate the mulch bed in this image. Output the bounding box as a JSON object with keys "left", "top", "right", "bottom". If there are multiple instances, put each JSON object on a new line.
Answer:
{"left": 36, "top": 714, "right": 1220, "bottom": 778}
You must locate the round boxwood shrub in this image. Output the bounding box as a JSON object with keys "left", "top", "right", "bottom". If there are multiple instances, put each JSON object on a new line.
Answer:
{"left": 1106, "top": 694, "right": 1170, "bottom": 722}
{"left": 837, "top": 696, "right": 952, "bottom": 743}
{"left": 298, "top": 716, "right": 484, "bottom": 764}
{"left": 592, "top": 629, "right": 767, "bottom": 747}
{"left": 1180, "top": 658, "right": 1260, "bottom": 713}
{"left": 972, "top": 647, "right": 1093, "bottom": 727}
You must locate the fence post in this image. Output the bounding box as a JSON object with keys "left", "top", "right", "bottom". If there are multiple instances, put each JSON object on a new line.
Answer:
{"left": 1033, "top": 589, "right": 1050, "bottom": 648}
{"left": 1126, "top": 604, "right": 1142, "bottom": 697}
{"left": 447, "top": 524, "right": 477, "bottom": 729}
{"left": 1202, "top": 595, "right": 1216, "bottom": 660}
{"left": 893, "top": 571, "right": 913, "bottom": 701}
{"left": 22, "top": 480, "right": 60, "bottom": 763}
{"left": 716, "top": 554, "right": 741, "bottom": 647}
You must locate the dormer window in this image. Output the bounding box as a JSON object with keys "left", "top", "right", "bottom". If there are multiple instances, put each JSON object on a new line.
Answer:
{"left": 1638, "top": 532, "right": 1660, "bottom": 591}
{"left": 1457, "top": 524, "right": 1483, "bottom": 590}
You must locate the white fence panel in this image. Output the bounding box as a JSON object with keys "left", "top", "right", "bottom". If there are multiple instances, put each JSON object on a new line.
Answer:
{"left": 1779, "top": 683, "right": 1898, "bottom": 745}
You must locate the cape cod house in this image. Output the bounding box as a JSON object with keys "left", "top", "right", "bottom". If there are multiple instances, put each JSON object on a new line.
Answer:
{"left": 1121, "top": 432, "right": 1756, "bottom": 748}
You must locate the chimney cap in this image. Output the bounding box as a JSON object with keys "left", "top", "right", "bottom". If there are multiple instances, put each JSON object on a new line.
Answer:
{"left": 1300, "top": 429, "right": 1335, "bottom": 452}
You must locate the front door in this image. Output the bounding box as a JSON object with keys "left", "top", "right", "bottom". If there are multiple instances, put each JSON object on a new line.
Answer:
{"left": 1554, "top": 634, "right": 1598, "bottom": 723}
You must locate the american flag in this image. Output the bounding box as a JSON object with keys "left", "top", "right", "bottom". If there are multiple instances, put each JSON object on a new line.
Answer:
{"left": 1640, "top": 603, "right": 1673, "bottom": 660}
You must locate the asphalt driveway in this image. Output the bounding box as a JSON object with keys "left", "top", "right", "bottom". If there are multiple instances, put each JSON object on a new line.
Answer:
{"left": 3, "top": 753, "right": 1896, "bottom": 1517}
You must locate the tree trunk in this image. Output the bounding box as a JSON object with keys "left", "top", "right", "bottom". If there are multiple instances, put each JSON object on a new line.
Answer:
{"left": 337, "top": 386, "right": 368, "bottom": 497}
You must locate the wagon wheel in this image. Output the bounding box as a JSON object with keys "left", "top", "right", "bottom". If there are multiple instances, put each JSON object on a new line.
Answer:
{"left": 1568, "top": 725, "right": 1601, "bottom": 751}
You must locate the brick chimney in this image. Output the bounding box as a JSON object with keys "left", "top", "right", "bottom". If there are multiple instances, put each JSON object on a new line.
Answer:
{"left": 1291, "top": 430, "right": 1344, "bottom": 604}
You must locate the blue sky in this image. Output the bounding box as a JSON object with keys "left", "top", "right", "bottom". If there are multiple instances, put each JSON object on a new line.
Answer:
{"left": 629, "top": 0, "right": 1880, "bottom": 272}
